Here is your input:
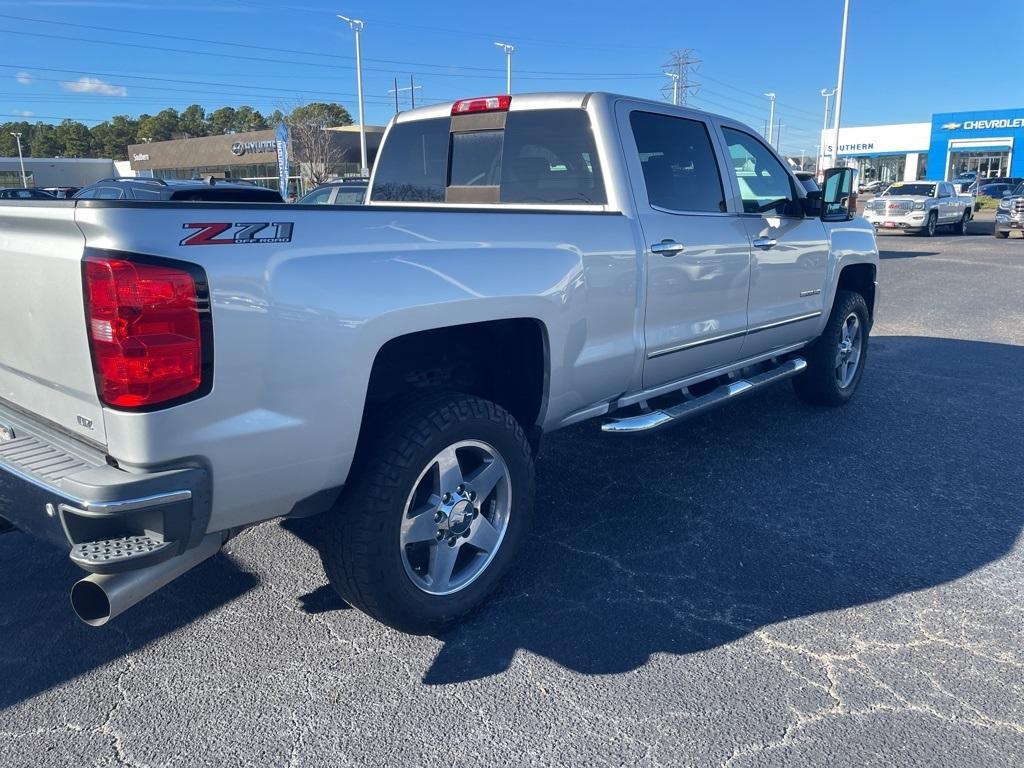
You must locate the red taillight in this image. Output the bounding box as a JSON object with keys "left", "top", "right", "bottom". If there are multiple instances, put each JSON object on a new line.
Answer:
{"left": 451, "top": 95, "right": 511, "bottom": 115}
{"left": 83, "top": 254, "right": 207, "bottom": 409}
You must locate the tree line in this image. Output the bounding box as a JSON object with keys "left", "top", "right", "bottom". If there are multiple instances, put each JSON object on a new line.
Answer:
{"left": 0, "top": 103, "right": 353, "bottom": 161}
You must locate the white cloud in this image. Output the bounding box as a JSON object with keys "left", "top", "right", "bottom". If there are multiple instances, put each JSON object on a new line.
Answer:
{"left": 15, "top": 71, "right": 31, "bottom": 86}
{"left": 16, "top": 110, "right": 34, "bottom": 117}
{"left": 60, "top": 76, "right": 127, "bottom": 97}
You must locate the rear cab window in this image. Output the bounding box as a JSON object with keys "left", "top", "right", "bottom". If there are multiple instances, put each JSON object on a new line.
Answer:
{"left": 371, "top": 108, "right": 607, "bottom": 206}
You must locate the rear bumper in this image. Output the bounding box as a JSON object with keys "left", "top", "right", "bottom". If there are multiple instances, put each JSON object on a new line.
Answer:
{"left": 0, "top": 401, "right": 210, "bottom": 573}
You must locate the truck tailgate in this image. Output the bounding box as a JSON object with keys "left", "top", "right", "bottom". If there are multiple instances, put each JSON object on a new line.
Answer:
{"left": 0, "top": 203, "right": 105, "bottom": 444}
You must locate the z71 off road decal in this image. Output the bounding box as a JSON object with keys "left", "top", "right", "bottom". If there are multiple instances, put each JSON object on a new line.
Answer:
{"left": 180, "top": 222, "right": 294, "bottom": 246}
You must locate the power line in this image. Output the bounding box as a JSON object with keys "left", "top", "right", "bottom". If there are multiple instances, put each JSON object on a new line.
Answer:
{"left": 0, "top": 15, "right": 663, "bottom": 80}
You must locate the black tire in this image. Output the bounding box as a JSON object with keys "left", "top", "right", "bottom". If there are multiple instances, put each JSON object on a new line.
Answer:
{"left": 920, "top": 211, "right": 937, "bottom": 237}
{"left": 319, "top": 391, "right": 535, "bottom": 634}
{"left": 793, "top": 290, "right": 870, "bottom": 407}
{"left": 955, "top": 212, "right": 969, "bottom": 235}
{"left": 995, "top": 229, "right": 1009, "bottom": 239}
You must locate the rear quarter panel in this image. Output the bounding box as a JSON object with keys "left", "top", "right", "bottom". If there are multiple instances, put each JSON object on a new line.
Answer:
{"left": 74, "top": 203, "right": 638, "bottom": 531}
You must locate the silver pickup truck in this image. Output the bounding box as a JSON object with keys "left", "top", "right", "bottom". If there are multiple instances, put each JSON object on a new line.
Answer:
{"left": 994, "top": 182, "right": 1024, "bottom": 238}
{"left": 0, "top": 92, "right": 878, "bottom": 633}
{"left": 863, "top": 180, "right": 973, "bottom": 236}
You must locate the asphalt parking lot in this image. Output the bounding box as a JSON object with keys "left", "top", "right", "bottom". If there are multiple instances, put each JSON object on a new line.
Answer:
{"left": 2, "top": 216, "right": 1022, "bottom": 767}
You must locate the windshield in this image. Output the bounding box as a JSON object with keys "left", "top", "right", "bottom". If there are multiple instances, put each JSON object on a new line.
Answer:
{"left": 887, "top": 183, "right": 935, "bottom": 197}
{"left": 1013, "top": 183, "right": 1024, "bottom": 197}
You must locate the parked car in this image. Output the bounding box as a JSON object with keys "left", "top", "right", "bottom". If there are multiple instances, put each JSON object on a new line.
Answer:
{"left": 858, "top": 179, "right": 888, "bottom": 195}
{"left": 73, "top": 177, "right": 284, "bottom": 202}
{"left": 40, "top": 186, "right": 81, "bottom": 199}
{"left": 977, "top": 182, "right": 1016, "bottom": 200}
{"left": 994, "top": 182, "right": 1024, "bottom": 239}
{"left": 0, "top": 92, "right": 878, "bottom": 633}
{"left": 298, "top": 179, "right": 368, "bottom": 205}
{"left": 0, "top": 187, "right": 56, "bottom": 200}
{"left": 863, "top": 181, "right": 972, "bottom": 235}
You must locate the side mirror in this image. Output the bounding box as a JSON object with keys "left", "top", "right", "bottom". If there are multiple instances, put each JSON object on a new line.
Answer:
{"left": 821, "top": 167, "right": 856, "bottom": 221}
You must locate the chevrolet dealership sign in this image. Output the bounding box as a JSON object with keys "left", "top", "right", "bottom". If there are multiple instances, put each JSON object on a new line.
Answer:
{"left": 941, "top": 117, "right": 1024, "bottom": 131}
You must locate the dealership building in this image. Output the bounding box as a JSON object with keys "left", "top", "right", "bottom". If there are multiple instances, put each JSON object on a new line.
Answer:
{"left": 821, "top": 107, "right": 1024, "bottom": 185}
{"left": 127, "top": 124, "right": 385, "bottom": 197}
{"left": 0, "top": 157, "right": 124, "bottom": 189}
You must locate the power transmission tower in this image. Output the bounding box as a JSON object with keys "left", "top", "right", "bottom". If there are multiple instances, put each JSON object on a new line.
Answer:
{"left": 661, "top": 49, "right": 700, "bottom": 106}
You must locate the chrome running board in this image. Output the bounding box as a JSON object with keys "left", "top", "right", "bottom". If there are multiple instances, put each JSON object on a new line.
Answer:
{"left": 601, "top": 357, "right": 807, "bottom": 434}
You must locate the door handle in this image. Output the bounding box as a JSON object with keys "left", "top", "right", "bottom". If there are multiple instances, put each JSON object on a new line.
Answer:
{"left": 651, "top": 240, "right": 685, "bottom": 256}
{"left": 752, "top": 237, "right": 778, "bottom": 250}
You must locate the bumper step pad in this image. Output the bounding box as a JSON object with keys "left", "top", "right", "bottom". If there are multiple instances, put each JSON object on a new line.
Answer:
{"left": 71, "top": 535, "right": 177, "bottom": 574}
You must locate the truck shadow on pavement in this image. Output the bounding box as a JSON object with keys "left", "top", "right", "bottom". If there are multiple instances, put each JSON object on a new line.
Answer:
{"left": 0, "top": 544, "right": 258, "bottom": 710}
{"left": 420, "top": 335, "right": 1024, "bottom": 684}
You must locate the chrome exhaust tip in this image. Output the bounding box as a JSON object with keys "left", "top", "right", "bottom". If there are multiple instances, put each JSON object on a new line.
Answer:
{"left": 70, "top": 533, "right": 223, "bottom": 627}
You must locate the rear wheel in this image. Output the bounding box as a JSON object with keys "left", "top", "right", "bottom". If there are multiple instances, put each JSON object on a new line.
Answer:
{"left": 793, "top": 290, "right": 870, "bottom": 407}
{"left": 320, "top": 391, "right": 535, "bottom": 633}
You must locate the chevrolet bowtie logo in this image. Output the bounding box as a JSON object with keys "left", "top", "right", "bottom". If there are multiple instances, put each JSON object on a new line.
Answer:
{"left": 941, "top": 122, "right": 962, "bottom": 130}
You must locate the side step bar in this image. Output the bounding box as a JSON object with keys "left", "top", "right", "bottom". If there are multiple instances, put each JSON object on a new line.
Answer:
{"left": 602, "top": 357, "right": 807, "bottom": 434}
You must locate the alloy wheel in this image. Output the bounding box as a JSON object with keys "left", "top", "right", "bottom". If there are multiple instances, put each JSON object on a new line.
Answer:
{"left": 835, "top": 313, "right": 863, "bottom": 389}
{"left": 399, "top": 440, "right": 511, "bottom": 596}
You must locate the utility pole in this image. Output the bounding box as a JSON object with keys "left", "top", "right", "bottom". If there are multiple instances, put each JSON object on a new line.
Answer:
{"left": 338, "top": 14, "right": 368, "bottom": 177}
{"left": 388, "top": 78, "right": 422, "bottom": 112}
{"left": 494, "top": 42, "right": 515, "bottom": 94}
{"left": 775, "top": 120, "right": 783, "bottom": 152}
{"left": 831, "top": 0, "right": 851, "bottom": 171}
{"left": 9, "top": 132, "right": 27, "bottom": 186}
{"left": 661, "top": 49, "right": 700, "bottom": 106}
{"left": 764, "top": 92, "right": 776, "bottom": 144}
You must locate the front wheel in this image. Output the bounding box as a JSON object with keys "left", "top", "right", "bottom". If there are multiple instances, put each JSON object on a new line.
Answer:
{"left": 921, "top": 211, "right": 938, "bottom": 237}
{"left": 955, "top": 212, "right": 969, "bottom": 235}
{"left": 793, "top": 290, "right": 870, "bottom": 407}
{"left": 995, "top": 229, "right": 1010, "bottom": 239}
{"left": 320, "top": 391, "right": 535, "bottom": 633}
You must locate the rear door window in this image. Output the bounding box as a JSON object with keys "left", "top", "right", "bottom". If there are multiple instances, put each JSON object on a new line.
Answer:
{"left": 94, "top": 187, "right": 125, "bottom": 199}
{"left": 302, "top": 186, "right": 335, "bottom": 205}
{"left": 131, "top": 187, "right": 164, "bottom": 200}
{"left": 629, "top": 111, "right": 725, "bottom": 213}
{"left": 333, "top": 186, "right": 367, "bottom": 204}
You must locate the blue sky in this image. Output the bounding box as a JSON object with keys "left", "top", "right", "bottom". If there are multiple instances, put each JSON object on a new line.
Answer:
{"left": 2, "top": 0, "right": 1020, "bottom": 155}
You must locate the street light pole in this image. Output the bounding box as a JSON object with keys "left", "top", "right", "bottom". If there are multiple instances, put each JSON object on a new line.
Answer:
{"left": 9, "top": 132, "right": 27, "bottom": 186}
{"left": 338, "top": 14, "right": 369, "bottom": 177}
{"left": 764, "top": 93, "right": 776, "bottom": 145}
{"left": 494, "top": 42, "right": 515, "bottom": 94}
{"left": 830, "top": 0, "right": 851, "bottom": 171}
{"left": 664, "top": 72, "right": 680, "bottom": 106}
{"left": 820, "top": 87, "right": 836, "bottom": 170}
